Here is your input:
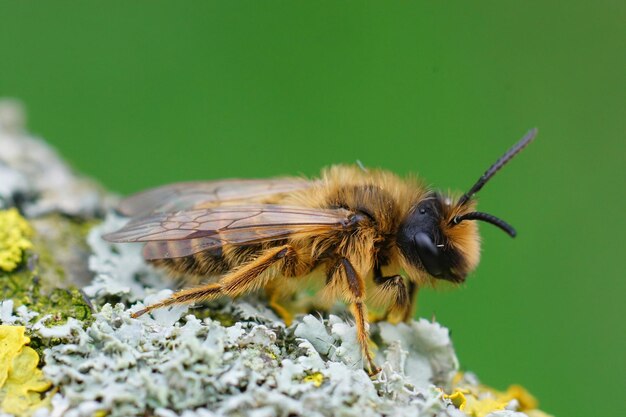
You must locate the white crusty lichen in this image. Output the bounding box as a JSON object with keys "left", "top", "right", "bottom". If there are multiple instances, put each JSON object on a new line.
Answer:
{"left": 0, "top": 99, "right": 552, "bottom": 417}
{"left": 2, "top": 300, "right": 465, "bottom": 417}
{"left": 2, "top": 292, "right": 547, "bottom": 417}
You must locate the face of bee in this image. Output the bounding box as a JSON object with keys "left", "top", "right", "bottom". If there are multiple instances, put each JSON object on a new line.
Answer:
{"left": 396, "top": 128, "right": 539, "bottom": 282}
{"left": 397, "top": 193, "right": 480, "bottom": 283}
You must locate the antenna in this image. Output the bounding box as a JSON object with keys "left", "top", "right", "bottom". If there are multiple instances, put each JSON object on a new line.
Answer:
{"left": 457, "top": 128, "right": 538, "bottom": 207}
{"left": 451, "top": 128, "right": 538, "bottom": 238}
{"left": 452, "top": 211, "right": 517, "bottom": 237}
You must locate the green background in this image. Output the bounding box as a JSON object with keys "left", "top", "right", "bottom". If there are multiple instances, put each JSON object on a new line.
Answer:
{"left": 1, "top": 2, "right": 624, "bottom": 416}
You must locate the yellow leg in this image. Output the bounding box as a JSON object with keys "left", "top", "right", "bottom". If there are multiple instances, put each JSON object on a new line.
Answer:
{"left": 266, "top": 288, "right": 294, "bottom": 326}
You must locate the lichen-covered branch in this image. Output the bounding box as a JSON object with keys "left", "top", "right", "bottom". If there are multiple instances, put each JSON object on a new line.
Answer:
{"left": 0, "top": 100, "right": 553, "bottom": 417}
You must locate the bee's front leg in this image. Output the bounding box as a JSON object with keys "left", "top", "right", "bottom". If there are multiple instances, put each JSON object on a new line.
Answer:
{"left": 371, "top": 265, "right": 411, "bottom": 323}
{"left": 403, "top": 281, "right": 419, "bottom": 322}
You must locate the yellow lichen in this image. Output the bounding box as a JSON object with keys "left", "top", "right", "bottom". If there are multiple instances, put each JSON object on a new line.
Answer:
{"left": 443, "top": 373, "right": 552, "bottom": 417}
{"left": 462, "top": 393, "right": 507, "bottom": 417}
{"left": 500, "top": 384, "right": 538, "bottom": 410}
{"left": 302, "top": 372, "right": 324, "bottom": 387}
{"left": 0, "top": 209, "right": 33, "bottom": 272}
{"left": 0, "top": 325, "right": 53, "bottom": 416}
{"left": 443, "top": 389, "right": 467, "bottom": 409}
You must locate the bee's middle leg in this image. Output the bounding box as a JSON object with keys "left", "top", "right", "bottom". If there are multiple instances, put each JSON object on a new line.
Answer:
{"left": 328, "top": 257, "right": 379, "bottom": 375}
{"left": 132, "top": 245, "right": 301, "bottom": 318}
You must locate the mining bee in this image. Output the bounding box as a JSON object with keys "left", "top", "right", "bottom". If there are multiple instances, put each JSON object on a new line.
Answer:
{"left": 104, "top": 129, "right": 537, "bottom": 373}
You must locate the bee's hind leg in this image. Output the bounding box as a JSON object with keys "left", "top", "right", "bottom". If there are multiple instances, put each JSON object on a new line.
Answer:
{"left": 132, "top": 245, "right": 301, "bottom": 319}
{"left": 131, "top": 283, "right": 222, "bottom": 318}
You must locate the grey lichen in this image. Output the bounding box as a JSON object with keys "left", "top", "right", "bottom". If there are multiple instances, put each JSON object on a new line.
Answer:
{"left": 0, "top": 99, "right": 551, "bottom": 417}
{"left": 2, "top": 300, "right": 467, "bottom": 417}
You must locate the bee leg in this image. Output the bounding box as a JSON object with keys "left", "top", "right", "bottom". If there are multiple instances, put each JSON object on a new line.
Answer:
{"left": 329, "top": 257, "right": 380, "bottom": 375}
{"left": 265, "top": 286, "right": 294, "bottom": 326}
{"left": 402, "top": 281, "right": 419, "bottom": 322}
{"left": 131, "top": 283, "right": 222, "bottom": 318}
{"left": 372, "top": 268, "right": 409, "bottom": 323}
{"left": 351, "top": 301, "right": 380, "bottom": 376}
{"left": 265, "top": 247, "right": 313, "bottom": 325}
{"left": 132, "top": 245, "right": 297, "bottom": 318}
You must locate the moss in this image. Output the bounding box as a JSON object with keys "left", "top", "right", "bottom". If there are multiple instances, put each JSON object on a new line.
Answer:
{"left": 204, "top": 311, "right": 237, "bottom": 327}
{"left": 183, "top": 300, "right": 237, "bottom": 327}
{"left": 0, "top": 208, "right": 33, "bottom": 272}
{"left": 0, "top": 325, "right": 53, "bottom": 416}
{"left": 1, "top": 266, "right": 92, "bottom": 324}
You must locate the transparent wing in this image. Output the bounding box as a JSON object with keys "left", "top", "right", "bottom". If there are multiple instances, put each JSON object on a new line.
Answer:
{"left": 103, "top": 204, "right": 353, "bottom": 259}
{"left": 117, "top": 178, "right": 314, "bottom": 216}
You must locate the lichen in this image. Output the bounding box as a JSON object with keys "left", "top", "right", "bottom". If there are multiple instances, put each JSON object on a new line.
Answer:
{"left": 442, "top": 374, "right": 547, "bottom": 417}
{"left": 302, "top": 372, "right": 324, "bottom": 387}
{"left": 29, "top": 302, "right": 471, "bottom": 417}
{"left": 0, "top": 209, "right": 33, "bottom": 272}
{"left": 0, "top": 325, "right": 53, "bottom": 416}
{"left": 0, "top": 233, "right": 93, "bottom": 362}
{"left": 30, "top": 214, "right": 100, "bottom": 290}
{"left": 1, "top": 292, "right": 553, "bottom": 417}
{"left": 0, "top": 211, "right": 93, "bottom": 334}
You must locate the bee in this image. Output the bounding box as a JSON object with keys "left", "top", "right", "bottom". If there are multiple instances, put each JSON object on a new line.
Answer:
{"left": 104, "top": 128, "right": 537, "bottom": 373}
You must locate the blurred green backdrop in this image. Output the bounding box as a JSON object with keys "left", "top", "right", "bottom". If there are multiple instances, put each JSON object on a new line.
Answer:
{"left": 1, "top": 2, "right": 624, "bottom": 416}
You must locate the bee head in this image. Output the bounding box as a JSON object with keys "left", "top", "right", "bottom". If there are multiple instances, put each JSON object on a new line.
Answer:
{"left": 397, "top": 193, "right": 480, "bottom": 283}
{"left": 397, "top": 128, "right": 537, "bottom": 283}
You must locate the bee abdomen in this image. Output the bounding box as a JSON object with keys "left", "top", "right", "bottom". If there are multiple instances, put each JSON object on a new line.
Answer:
{"left": 149, "top": 240, "right": 294, "bottom": 279}
{"left": 150, "top": 245, "right": 231, "bottom": 277}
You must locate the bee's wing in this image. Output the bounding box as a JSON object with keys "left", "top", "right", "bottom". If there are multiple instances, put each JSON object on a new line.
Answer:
{"left": 117, "top": 178, "right": 314, "bottom": 216}
{"left": 103, "top": 204, "right": 353, "bottom": 260}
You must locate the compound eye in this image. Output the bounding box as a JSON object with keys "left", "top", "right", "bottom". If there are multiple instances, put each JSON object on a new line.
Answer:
{"left": 414, "top": 232, "right": 445, "bottom": 278}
